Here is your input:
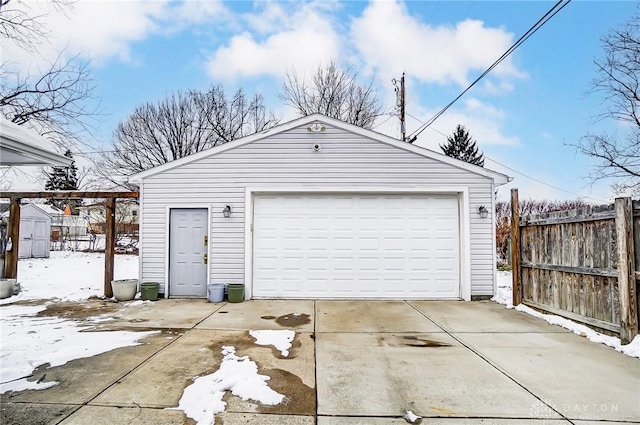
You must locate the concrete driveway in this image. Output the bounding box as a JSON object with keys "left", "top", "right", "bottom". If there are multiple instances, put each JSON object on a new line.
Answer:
{"left": 1, "top": 299, "right": 639, "bottom": 425}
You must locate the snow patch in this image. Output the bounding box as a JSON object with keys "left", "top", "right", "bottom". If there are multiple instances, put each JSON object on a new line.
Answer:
{"left": 0, "top": 304, "right": 157, "bottom": 393}
{"left": 494, "top": 270, "right": 640, "bottom": 359}
{"left": 171, "top": 346, "right": 284, "bottom": 425}
{"left": 491, "top": 270, "right": 514, "bottom": 308}
{"left": 1, "top": 378, "right": 59, "bottom": 393}
{"left": 515, "top": 304, "right": 640, "bottom": 358}
{"left": 404, "top": 410, "right": 422, "bottom": 423}
{"left": 124, "top": 300, "right": 152, "bottom": 308}
{"left": 249, "top": 329, "right": 295, "bottom": 357}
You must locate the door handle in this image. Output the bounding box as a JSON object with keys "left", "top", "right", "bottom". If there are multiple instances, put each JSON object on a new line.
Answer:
{"left": 204, "top": 253, "right": 208, "bottom": 264}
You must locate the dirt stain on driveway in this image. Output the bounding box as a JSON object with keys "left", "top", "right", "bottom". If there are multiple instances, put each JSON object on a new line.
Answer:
{"left": 274, "top": 313, "right": 311, "bottom": 328}
{"left": 378, "top": 334, "right": 451, "bottom": 348}
{"left": 36, "top": 299, "right": 120, "bottom": 320}
{"left": 257, "top": 368, "right": 315, "bottom": 415}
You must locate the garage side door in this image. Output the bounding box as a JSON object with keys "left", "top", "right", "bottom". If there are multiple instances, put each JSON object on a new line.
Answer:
{"left": 252, "top": 194, "right": 460, "bottom": 299}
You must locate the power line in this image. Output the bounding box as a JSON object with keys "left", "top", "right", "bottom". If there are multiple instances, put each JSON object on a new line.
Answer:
{"left": 407, "top": 0, "right": 571, "bottom": 143}
{"left": 405, "top": 1, "right": 477, "bottom": 105}
{"left": 484, "top": 157, "right": 608, "bottom": 203}
{"left": 405, "top": 113, "right": 608, "bottom": 202}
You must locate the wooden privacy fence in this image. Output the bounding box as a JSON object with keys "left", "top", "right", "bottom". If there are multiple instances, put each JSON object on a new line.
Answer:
{"left": 511, "top": 189, "right": 639, "bottom": 343}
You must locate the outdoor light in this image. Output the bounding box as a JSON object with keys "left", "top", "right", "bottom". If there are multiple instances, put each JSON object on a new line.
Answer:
{"left": 307, "top": 123, "right": 326, "bottom": 132}
{"left": 478, "top": 205, "right": 489, "bottom": 219}
{"left": 222, "top": 205, "right": 232, "bottom": 218}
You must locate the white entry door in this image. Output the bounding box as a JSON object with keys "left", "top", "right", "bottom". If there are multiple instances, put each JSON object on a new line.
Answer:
{"left": 31, "top": 219, "right": 49, "bottom": 258}
{"left": 18, "top": 219, "right": 33, "bottom": 259}
{"left": 252, "top": 193, "right": 460, "bottom": 299}
{"left": 169, "top": 208, "right": 208, "bottom": 297}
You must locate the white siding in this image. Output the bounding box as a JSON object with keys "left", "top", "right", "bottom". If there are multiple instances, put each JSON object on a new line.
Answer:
{"left": 141, "top": 124, "right": 496, "bottom": 297}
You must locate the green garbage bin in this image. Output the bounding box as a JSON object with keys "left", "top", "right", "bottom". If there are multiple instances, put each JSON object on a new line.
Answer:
{"left": 140, "top": 282, "right": 159, "bottom": 301}
{"left": 227, "top": 283, "right": 244, "bottom": 303}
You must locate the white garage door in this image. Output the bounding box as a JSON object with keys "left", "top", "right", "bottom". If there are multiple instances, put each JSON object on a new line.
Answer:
{"left": 252, "top": 194, "right": 460, "bottom": 299}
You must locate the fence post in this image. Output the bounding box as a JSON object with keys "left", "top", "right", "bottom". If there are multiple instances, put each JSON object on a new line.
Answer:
{"left": 5, "top": 198, "right": 21, "bottom": 279}
{"left": 615, "top": 197, "right": 638, "bottom": 343}
{"left": 511, "top": 188, "right": 522, "bottom": 306}
{"left": 104, "top": 198, "right": 116, "bottom": 298}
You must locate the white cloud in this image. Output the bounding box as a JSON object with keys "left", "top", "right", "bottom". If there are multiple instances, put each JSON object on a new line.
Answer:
{"left": 242, "top": 2, "right": 292, "bottom": 35}
{"left": 350, "top": 0, "right": 524, "bottom": 90}
{"left": 374, "top": 97, "right": 519, "bottom": 149}
{"left": 206, "top": 2, "right": 341, "bottom": 80}
{"left": 51, "top": 1, "right": 166, "bottom": 63}
{"left": 166, "top": 0, "right": 230, "bottom": 26}
{"left": 2, "top": 0, "right": 231, "bottom": 68}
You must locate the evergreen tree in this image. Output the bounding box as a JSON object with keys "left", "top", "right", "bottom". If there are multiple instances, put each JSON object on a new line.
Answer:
{"left": 440, "top": 125, "right": 485, "bottom": 167}
{"left": 45, "top": 149, "right": 81, "bottom": 212}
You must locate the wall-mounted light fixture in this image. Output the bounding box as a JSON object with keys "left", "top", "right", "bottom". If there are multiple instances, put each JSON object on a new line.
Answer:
{"left": 223, "top": 205, "right": 232, "bottom": 218}
{"left": 478, "top": 205, "right": 488, "bottom": 219}
{"left": 307, "top": 123, "right": 326, "bottom": 132}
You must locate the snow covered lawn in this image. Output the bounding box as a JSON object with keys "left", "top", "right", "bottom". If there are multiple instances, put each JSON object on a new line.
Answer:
{"left": 0, "top": 251, "right": 156, "bottom": 394}
{"left": 2, "top": 250, "right": 139, "bottom": 304}
{"left": 492, "top": 270, "right": 640, "bottom": 358}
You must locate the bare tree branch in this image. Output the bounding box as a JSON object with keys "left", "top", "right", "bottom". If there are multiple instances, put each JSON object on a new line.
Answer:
{"left": 0, "top": 0, "right": 75, "bottom": 51}
{"left": 574, "top": 11, "right": 640, "bottom": 192}
{"left": 1, "top": 0, "right": 98, "bottom": 152}
{"left": 1, "top": 50, "right": 99, "bottom": 148}
{"left": 91, "top": 85, "right": 279, "bottom": 189}
{"left": 280, "top": 61, "right": 382, "bottom": 129}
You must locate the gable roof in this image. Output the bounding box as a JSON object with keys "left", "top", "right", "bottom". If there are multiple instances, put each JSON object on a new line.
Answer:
{"left": 130, "top": 114, "right": 511, "bottom": 185}
{"left": 0, "top": 203, "right": 59, "bottom": 218}
{"left": 30, "top": 203, "right": 64, "bottom": 216}
{"left": 0, "top": 119, "right": 73, "bottom": 166}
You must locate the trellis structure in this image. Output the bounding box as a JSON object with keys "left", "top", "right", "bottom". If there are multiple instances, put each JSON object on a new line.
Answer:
{"left": 0, "top": 191, "right": 138, "bottom": 297}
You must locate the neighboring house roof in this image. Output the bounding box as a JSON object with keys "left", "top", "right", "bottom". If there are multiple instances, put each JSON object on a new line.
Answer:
{"left": 80, "top": 199, "right": 139, "bottom": 209}
{"left": 130, "top": 114, "right": 512, "bottom": 185}
{"left": 31, "top": 203, "right": 64, "bottom": 216}
{"left": 0, "top": 203, "right": 57, "bottom": 218}
{"left": 0, "top": 119, "right": 73, "bottom": 166}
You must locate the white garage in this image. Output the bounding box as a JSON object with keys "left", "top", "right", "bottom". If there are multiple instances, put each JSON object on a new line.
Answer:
{"left": 132, "top": 114, "right": 511, "bottom": 301}
{"left": 252, "top": 193, "right": 460, "bottom": 299}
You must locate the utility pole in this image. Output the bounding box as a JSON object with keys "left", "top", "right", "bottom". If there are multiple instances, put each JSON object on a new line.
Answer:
{"left": 393, "top": 73, "right": 406, "bottom": 141}
{"left": 400, "top": 73, "right": 406, "bottom": 141}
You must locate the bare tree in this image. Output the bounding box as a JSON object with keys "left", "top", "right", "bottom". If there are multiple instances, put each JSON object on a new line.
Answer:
{"left": 280, "top": 61, "right": 382, "bottom": 129}
{"left": 1, "top": 51, "right": 97, "bottom": 147}
{"left": 1, "top": 0, "right": 98, "bottom": 149}
{"left": 495, "top": 198, "right": 591, "bottom": 264}
{"left": 93, "top": 85, "right": 278, "bottom": 189}
{"left": 575, "top": 12, "right": 640, "bottom": 194}
{"left": 0, "top": 0, "right": 74, "bottom": 51}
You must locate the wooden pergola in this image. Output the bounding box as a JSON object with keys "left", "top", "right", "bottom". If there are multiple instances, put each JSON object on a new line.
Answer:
{"left": 0, "top": 191, "right": 138, "bottom": 297}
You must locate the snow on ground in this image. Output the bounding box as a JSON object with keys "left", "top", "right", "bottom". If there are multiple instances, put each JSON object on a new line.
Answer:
{"left": 404, "top": 410, "right": 422, "bottom": 423}
{"left": 1, "top": 251, "right": 139, "bottom": 304}
{"left": 172, "top": 345, "right": 285, "bottom": 425}
{"left": 492, "top": 270, "right": 640, "bottom": 359}
{"left": 0, "top": 252, "right": 156, "bottom": 394}
{"left": 492, "top": 270, "right": 514, "bottom": 308}
{"left": 0, "top": 305, "right": 156, "bottom": 393}
{"left": 249, "top": 329, "right": 295, "bottom": 357}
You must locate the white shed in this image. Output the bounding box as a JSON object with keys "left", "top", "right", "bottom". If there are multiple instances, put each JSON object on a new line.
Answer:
{"left": 132, "top": 114, "right": 511, "bottom": 301}
{"left": 17, "top": 204, "right": 51, "bottom": 259}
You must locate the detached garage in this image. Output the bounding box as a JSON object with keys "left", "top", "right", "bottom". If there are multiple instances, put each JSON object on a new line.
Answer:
{"left": 132, "top": 114, "right": 510, "bottom": 301}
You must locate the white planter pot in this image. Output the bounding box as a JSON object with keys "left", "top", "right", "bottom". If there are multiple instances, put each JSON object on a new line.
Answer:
{"left": 0, "top": 278, "right": 16, "bottom": 299}
{"left": 111, "top": 279, "right": 138, "bottom": 301}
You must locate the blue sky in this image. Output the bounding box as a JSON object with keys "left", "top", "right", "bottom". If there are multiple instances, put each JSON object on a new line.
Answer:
{"left": 4, "top": 0, "right": 637, "bottom": 202}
